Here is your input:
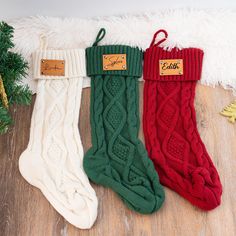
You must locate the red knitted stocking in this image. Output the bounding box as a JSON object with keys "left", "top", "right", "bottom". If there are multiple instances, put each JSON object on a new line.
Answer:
{"left": 143, "top": 30, "right": 222, "bottom": 210}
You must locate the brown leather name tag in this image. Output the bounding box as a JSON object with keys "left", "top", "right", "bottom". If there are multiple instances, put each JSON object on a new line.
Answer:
{"left": 103, "top": 54, "right": 127, "bottom": 71}
{"left": 41, "top": 59, "right": 65, "bottom": 76}
{"left": 159, "top": 59, "right": 183, "bottom": 76}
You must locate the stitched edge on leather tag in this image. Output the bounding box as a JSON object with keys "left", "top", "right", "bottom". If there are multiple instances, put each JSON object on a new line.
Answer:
{"left": 159, "top": 59, "right": 183, "bottom": 76}
{"left": 41, "top": 59, "right": 65, "bottom": 76}
{"left": 103, "top": 54, "right": 127, "bottom": 71}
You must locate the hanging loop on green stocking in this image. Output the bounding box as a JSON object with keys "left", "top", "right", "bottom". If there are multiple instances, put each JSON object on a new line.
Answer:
{"left": 92, "top": 28, "right": 106, "bottom": 46}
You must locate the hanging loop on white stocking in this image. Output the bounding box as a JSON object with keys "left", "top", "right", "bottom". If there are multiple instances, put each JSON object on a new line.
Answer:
{"left": 39, "top": 33, "right": 48, "bottom": 50}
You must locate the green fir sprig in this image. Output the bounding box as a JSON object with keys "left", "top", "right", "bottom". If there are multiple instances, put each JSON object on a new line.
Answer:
{"left": 0, "top": 22, "right": 32, "bottom": 134}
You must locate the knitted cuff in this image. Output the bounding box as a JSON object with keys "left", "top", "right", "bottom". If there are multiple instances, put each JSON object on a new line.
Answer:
{"left": 144, "top": 47, "right": 204, "bottom": 82}
{"left": 86, "top": 45, "right": 143, "bottom": 77}
{"left": 32, "top": 49, "right": 86, "bottom": 80}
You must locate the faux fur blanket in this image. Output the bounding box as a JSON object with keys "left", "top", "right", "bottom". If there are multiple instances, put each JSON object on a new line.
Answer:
{"left": 8, "top": 9, "right": 236, "bottom": 94}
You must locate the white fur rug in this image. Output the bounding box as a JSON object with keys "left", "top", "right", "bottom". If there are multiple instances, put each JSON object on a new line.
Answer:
{"left": 8, "top": 9, "right": 236, "bottom": 94}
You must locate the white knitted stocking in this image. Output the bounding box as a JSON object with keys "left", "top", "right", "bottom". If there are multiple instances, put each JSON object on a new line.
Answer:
{"left": 19, "top": 50, "right": 97, "bottom": 229}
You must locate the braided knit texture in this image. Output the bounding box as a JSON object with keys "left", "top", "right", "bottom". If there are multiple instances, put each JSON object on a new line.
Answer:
{"left": 84, "top": 45, "right": 165, "bottom": 214}
{"left": 84, "top": 75, "right": 164, "bottom": 213}
{"left": 143, "top": 46, "right": 222, "bottom": 210}
{"left": 19, "top": 49, "right": 98, "bottom": 229}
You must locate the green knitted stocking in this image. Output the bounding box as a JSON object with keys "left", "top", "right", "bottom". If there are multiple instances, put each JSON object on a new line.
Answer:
{"left": 83, "top": 29, "right": 165, "bottom": 214}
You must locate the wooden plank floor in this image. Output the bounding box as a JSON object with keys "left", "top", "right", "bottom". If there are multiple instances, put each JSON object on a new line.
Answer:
{"left": 0, "top": 83, "right": 235, "bottom": 236}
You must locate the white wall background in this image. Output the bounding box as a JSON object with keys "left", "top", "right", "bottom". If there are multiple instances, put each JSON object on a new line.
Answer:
{"left": 0, "top": 0, "right": 236, "bottom": 20}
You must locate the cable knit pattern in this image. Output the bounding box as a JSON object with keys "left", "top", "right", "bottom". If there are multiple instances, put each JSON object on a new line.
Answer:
{"left": 143, "top": 34, "right": 222, "bottom": 210}
{"left": 83, "top": 37, "right": 165, "bottom": 214}
{"left": 19, "top": 49, "right": 98, "bottom": 229}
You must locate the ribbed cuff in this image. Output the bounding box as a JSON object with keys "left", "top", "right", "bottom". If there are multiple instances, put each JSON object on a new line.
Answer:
{"left": 144, "top": 47, "right": 204, "bottom": 81}
{"left": 32, "top": 49, "right": 86, "bottom": 80}
{"left": 86, "top": 45, "right": 143, "bottom": 77}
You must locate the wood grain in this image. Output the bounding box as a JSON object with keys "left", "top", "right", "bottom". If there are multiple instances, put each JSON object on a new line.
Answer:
{"left": 0, "top": 83, "right": 235, "bottom": 236}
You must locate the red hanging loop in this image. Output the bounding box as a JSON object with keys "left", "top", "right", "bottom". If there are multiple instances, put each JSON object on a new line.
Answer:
{"left": 150, "top": 29, "right": 168, "bottom": 47}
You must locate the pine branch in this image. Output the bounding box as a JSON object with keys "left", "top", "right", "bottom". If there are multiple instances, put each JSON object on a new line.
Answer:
{"left": 0, "top": 22, "right": 14, "bottom": 53}
{"left": 0, "top": 21, "right": 32, "bottom": 134}
{"left": 0, "top": 105, "right": 12, "bottom": 134}
{"left": 9, "top": 84, "right": 32, "bottom": 105}
{"left": 0, "top": 52, "right": 28, "bottom": 84}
